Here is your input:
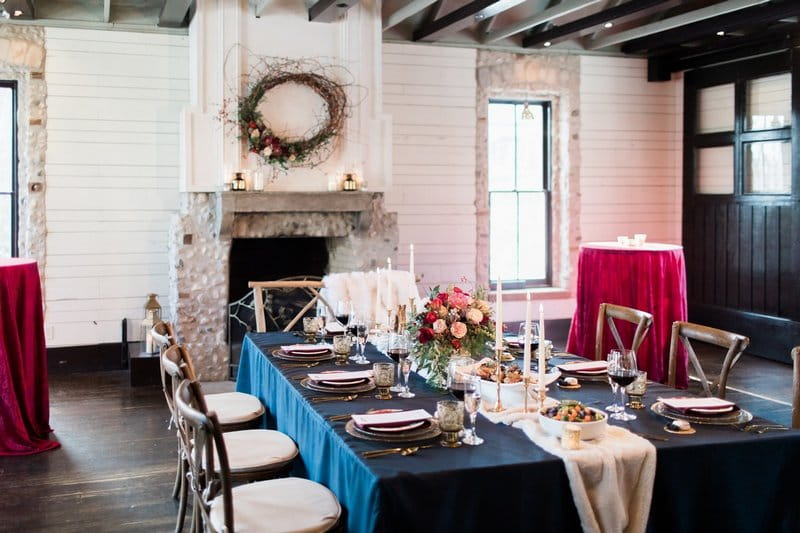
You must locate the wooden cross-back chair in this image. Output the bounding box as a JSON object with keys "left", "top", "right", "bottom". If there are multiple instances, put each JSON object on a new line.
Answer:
{"left": 667, "top": 321, "right": 749, "bottom": 399}
{"left": 174, "top": 379, "right": 342, "bottom": 533}
{"left": 249, "top": 279, "right": 338, "bottom": 333}
{"left": 594, "top": 303, "right": 654, "bottom": 361}
{"left": 792, "top": 346, "right": 799, "bottom": 429}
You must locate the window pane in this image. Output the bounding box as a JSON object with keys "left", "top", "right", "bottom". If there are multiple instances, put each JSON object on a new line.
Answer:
{"left": 697, "top": 83, "right": 734, "bottom": 133}
{"left": 744, "top": 141, "right": 791, "bottom": 194}
{"left": 515, "top": 104, "right": 544, "bottom": 191}
{"left": 0, "top": 87, "right": 11, "bottom": 194}
{"left": 488, "top": 103, "right": 515, "bottom": 191}
{"left": 517, "top": 192, "right": 547, "bottom": 280}
{"left": 746, "top": 73, "right": 790, "bottom": 131}
{"left": 489, "top": 192, "right": 518, "bottom": 281}
{"left": 0, "top": 195, "right": 11, "bottom": 258}
{"left": 696, "top": 146, "right": 733, "bottom": 194}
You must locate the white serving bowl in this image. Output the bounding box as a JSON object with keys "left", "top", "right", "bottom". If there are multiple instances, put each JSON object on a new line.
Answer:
{"left": 538, "top": 407, "right": 608, "bottom": 441}
{"left": 478, "top": 370, "right": 561, "bottom": 408}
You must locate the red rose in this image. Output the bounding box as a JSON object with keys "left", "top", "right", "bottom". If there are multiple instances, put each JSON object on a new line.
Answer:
{"left": 453, "top": 287, "right": 463, "bottom": 294}
{"left": 481, "top": 316, "right": 489, "bottom": 325}
{"left": 418, "top": 328, "right": 434, "bottom": 344}
{"left": 437, "top": 292, "right": 449, "bottom": 303}
{"left": 249, "top": 121, "right": 257, "bottom": 128}
{"left": 451, "top": 339, "right": 462, "bottom": 350}
{"left": 273, "top": 146, "right": 283, "bottom": 156}
{"left": 424, "top": 312, "right": 437, "bottom": 324}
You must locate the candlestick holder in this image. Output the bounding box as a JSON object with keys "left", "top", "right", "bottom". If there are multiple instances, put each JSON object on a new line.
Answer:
{"left": 486, "top": 348, "right": 505, "bottom": 412}
{"left": 523, "top": 375, "right": 532, "bottom": 413}
{"left": 408, "top": 297, "right": 416, "bottom": 318}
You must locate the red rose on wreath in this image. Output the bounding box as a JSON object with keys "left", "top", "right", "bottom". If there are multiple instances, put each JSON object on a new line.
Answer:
{"left": 418, "top": 327, "right": 434, "bottom": 344}
{"left": 424, "top": 312, "right": 437, "bottom": 324}
{"left": 451, "top": 339, "right": 462, "bottom": 350}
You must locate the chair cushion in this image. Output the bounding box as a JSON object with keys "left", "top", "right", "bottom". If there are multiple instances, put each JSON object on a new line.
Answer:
{"left": 206, "top": 392, "right": 265, "bottom": 425}
{"left": 209, "top": 477, "right": 341, "bottom": 533}
{"left": 215, "top": 430, "right": 297, "bottom": 473}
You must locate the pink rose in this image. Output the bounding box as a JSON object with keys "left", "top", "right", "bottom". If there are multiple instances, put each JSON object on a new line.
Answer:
{"left": 449, "top": 292, "right": 470, "bottom": 310}
{"left": 450, "top": 321, "right": 467, "bottom": 339}
{"left": 466, "top": 308, "right": 483, "bottom": 325}
{"left": 433, "top": 319, "right": 447, "bottom": 334}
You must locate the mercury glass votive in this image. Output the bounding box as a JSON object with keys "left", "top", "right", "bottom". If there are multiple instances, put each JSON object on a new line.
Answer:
{"left": 333, "top": 335, "right": 351, "bottom": 366}
{"left": 437, "top": 400, "right": 464, "bottom": 448}
{"left": 373, "top": 362, "right": 395, "bottom": 400}
{"left": 626, "top": 370, "right": 647, "bottom": 409}
{"left": 303, "top": 317, "right": 319, "bottom": 343}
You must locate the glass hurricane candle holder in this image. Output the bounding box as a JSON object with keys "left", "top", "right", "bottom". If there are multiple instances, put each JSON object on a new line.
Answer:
{"left": 373, "top": 362, "right": 395, "bottom": 400}
{"left": 437, "top": 400, "right": 464, "bottom": 448}
{"left": 303, "top": 317, "right": 319, "bottom": 343}
{"left": 333, "top": 335, "right": 351, "bottom": 366}
{"left": 626, "top": 370, "right": 647, "bottom": 409}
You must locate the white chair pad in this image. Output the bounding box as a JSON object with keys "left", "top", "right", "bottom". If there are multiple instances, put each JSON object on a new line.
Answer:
{"left": 206, "top": 392, "right": 265, "bottom": 425}
{"left": 209, "top": 477, "right": 341, "bottom": 533}
{"left": 215, "top": 430, "right": 297, "bottom": 473}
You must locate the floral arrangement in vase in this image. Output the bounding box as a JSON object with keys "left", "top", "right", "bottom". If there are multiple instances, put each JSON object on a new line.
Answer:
{"left": 409, "top": 284, "right": 495, "bottom": 389}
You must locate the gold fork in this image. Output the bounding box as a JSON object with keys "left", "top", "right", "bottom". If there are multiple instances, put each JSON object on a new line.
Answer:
{"left": 310, "top": 394, "right": 359, "bottom": 404}
{"left": 280, "top": 362, "right": 320, "bottom": 369}
{"left": 362, "top": 445, "right": 433, "bottom": 458}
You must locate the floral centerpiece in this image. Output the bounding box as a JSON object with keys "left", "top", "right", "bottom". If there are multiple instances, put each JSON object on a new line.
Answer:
{"left": 409, "top": 285, "right": 495, "bottom": 389}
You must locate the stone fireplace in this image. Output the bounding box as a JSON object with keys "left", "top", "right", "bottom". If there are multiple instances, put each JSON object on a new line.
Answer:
{"left": 168, "top": 191, "right": 397, "bottom": 380}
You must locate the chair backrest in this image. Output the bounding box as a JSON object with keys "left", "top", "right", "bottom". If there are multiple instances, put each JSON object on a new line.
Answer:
{"left": 667, "top": 321, "right": 749, "bottom": 399}
{"left": 152, "top": 321, "right": 177, "bottom": 406}
{"left": 161, "top": 345, "right": 200, "bottom": 420}
{"left": 174, "top": 379, "right": 234, "bottom": 533}
{"left": 792, "top": 346, "right": 799, "bottom": 429}
{"left": 249, "top": 279, "right": 336, "bottom": 333}
{"left": 594, "top": 303, "right": 654, "bottom": 361}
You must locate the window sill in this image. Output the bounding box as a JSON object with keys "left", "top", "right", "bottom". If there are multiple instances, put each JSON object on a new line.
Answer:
{"left": 491, "top": 287, "right": 572, "bottom": 301}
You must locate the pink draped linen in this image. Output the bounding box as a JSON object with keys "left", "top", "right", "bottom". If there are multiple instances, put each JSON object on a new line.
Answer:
{"left": 0, "top": 258, "right": 60, "bottom": 455}
{"left": 566, "top": 243, "right": 688, "bottom": 387}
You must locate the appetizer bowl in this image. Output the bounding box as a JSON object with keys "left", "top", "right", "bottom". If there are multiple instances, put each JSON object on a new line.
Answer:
{"left": 538, "top": 400, "right": 607, "bottom": 440}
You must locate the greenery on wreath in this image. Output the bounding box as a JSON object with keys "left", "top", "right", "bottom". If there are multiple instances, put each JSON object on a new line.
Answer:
{"left": 409, "top": 284, "right": 495, "bottom": 387}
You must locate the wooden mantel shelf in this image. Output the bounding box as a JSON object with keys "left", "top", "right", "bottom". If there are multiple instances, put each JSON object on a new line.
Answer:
{"left": 221, "top": 191, "right": 377, "bottom": 214}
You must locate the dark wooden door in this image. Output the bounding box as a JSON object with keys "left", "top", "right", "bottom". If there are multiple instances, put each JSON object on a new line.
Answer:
{"left": 683, "top": 51, "right": 800, "bottom": 363}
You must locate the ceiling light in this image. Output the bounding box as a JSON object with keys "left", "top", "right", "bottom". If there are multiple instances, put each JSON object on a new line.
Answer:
{"left": 521, "top": 101, "right": 534, "bottom": 121}
{"left": 604, "top": 22, "right": 613, "bottom": 29}
{"left": 716, "top": 30, "right": 725, "bottom": 36}
{"left": 543, "top": 41, "right": 552, "bottom": 47}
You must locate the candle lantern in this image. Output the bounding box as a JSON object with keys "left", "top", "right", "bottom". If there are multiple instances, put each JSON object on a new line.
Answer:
{"left": 140, "top": 293, "right": 162, "bottom": 354}
{"left": 231, "top": 172, "right": 247, "bottom": 191}
{"left": 342, "top": 173, "right": 359, "bottom": 191}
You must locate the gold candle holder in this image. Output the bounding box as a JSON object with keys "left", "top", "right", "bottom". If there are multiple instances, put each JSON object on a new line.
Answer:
{"left": 523, "top": 375, "right": 532, "bottom": 413}
{"left": 487, "top": 348, "right": 505, "bottom": 412}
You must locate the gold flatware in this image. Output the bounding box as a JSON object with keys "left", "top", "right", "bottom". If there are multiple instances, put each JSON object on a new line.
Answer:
{"left": 328, "top": 414, "right": 353, "bottom": 421}
{"left": 310, "top": 394, "right": 359, "bottom": 404}
{"left": 280, "top": 362, "right": 320, "bottom": 369}
{"left": 362, "top": 445, "right": 433, "bottom": 458}
{"left": 753, "top": 426, "right": 788, "bottom": 434}
{"left": 630, "top": 431, "right": 669, "bottom": 442}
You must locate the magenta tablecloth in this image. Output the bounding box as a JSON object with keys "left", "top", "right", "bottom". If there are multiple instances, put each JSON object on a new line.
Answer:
{"left": 0, "top": 258, "right": 60, "bottom": 455}
{"left": 566, "top": 243, "right": 688, "bottom": 387}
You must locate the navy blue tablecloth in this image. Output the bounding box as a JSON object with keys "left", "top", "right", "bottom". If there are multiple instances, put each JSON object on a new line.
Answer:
{"left": 236, "top": 332, "right": 800, "bottom": 533}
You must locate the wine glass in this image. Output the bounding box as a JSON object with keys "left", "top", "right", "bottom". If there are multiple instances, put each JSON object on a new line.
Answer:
{"left": 605, "top": 350, "right": 623, "bottom": 413}
{"left": 354, "top": 318, "right": 370, "bottom": 365}
{"left": 399, "top": 355, "right": 415, "bottom": 398}
{"left": 609, "top": 349, "right": 638, "bottom": 421}
{"left": 387, "top": 332, "right": 409, "bottom": 392}
{"left": 462, "top": 376, "right": 484, "bottom": 445}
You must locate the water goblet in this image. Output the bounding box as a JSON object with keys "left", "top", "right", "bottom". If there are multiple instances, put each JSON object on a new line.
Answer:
{"left": 373, "top": 362, "right": 394, "bottom": 400}
{"left": 388, "top": 332, "right": 410, "bottom": 392}
{"left": 354, "top": 319, "right": 370, "bottom": 365}
{"left": 399, "top": 355, "right": 415, "bottom": 398}
{"left": 302, "top": 317, "right": 318, "bottom": 343}
{"left": 462, "top": 376, "right": 484, "bottom": 446}
{"left": 626, "top": 370, "right": 647, "bottom": 409}
{"left": 332, "top": 335, "right": 351, "bottom": 366}
{"left": 609, "top": 349, "right": 638, "bottom": 421}
{"left": 437, "top": 400, "right": 464, "bottom": 448}
{"left": 605, "top": 350, "right": 623, "bottom": 413}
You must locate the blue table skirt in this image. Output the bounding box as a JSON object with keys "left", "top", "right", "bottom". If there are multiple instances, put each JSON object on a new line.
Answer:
{"left": 237, "top": 332, "right": 800, "bottom": 533}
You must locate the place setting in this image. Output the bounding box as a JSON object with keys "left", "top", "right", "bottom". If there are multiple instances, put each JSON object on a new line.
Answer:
{"left": 272, "top": 342, "right": 336, "bottom": 362}
{"left": 300, "top": 369, "right": 377, "bottom": 394}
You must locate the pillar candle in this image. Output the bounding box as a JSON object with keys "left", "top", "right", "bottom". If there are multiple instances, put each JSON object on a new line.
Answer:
{"left": 523, "top": 292, "right": 532, "bottom": 378}
{"left": 494, "top": 279, "right": 503, "bottom": 349}
{"left": 538, "top": 303, "right": 546, "bottom": 389}
{"left": 409, "top": 244, "right": 415, "bottom": 282}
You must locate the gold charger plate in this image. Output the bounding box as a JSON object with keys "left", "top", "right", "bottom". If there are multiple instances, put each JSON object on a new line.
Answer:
{"left": 651, "top": 401, "right": 753, "bottom": 426}
{"left": 345, "top": 419, "right": 442, "bottom": 443}
{"left": 300, "top": 377, "right": 376, "bottom": 394}
{"left": 557, "top": 370, "right": 608, "bottom": 383}
{"left": 272, "top": 349, "right": 335, "bottom": 362}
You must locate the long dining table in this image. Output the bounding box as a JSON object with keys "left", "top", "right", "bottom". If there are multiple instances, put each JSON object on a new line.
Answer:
{"left": 236, "top": 332, "right": 800, "bottom": 533}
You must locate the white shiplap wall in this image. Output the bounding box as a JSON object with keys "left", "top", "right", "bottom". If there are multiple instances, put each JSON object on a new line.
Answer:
{"left": 382, "top": 43, "right": 477, "bottom": 291}
{"left": 44, "top": 28, "right": 188, "bottom": 346}
{"left": 578, "top": 56, "right": 682, "bottom": 246}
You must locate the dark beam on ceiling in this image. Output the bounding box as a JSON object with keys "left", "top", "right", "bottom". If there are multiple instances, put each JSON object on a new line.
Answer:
{"left": 523, "top": 0, "right": 670, "bottom": 48}
{"left": 308, "top": 0, "right": 360, "bottom": 23}
{"left": 413, "top": 0, "right": 525, "bottom": 42}
{"left": 621, "top": 0, "right": 800, "bottom": 54}
{"left": 158, "top": 0, "right": 195, "bottom": 28}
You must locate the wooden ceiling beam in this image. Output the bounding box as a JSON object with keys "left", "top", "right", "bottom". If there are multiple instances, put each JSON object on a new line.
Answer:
{"left": 587, "top": 0, "right": 771, "bottom": 50}
{"left": 413, "top": 0, "right": 526, "bottom": 42}
{"left": 483, "top": 0, "right": 603, "bottom": 44}
{"left": 621, "top": 1, "right": 800, "bottom": 54}
{"left": 522, "top": 0, "right": 672, "bottom": 48}
{"left": 384, "top": 0, "right": 439, "bottom": 30}
{"left": 308, "top": 0, "right": 360, "bottom": 23}
{"left": 158, "top": 0, "right": 195, "bottom": 28}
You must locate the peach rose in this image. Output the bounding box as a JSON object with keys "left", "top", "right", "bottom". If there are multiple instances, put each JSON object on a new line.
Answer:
{"left": 466, "top": 308, "right": 483, "bottom": 325}
{"left": 449, "top": 292, "right": 470, "bottom": 310}
{"left": 432, "top": 319, "right": 447, "bottom": 334}
{"left": 450, "top": 321, "right": 467, "bottom": 339}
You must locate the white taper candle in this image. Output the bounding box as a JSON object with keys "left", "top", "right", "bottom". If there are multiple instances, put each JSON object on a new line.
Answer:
{"left": 495, "top": 279, "right": 503, "bottom": 348}
{"left": 538, "top": 303, "right": 546, "bottom": 389}
{"left": 523, "top": 292, "right": 532, "bottom": 378}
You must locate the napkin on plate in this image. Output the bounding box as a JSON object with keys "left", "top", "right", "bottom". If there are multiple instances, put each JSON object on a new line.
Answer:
{"left": 280, "top": 343, "right": 333, "bottom": 354}
{"left": 660, "top": 397, "right": 736, "bottom": 414}
{"left": 325, "top": 322, "right": 346, "bottom": 334}
{"left": 557, "top": 361, "right": 609, "bottom": 373}
{"left": 307, "top": 370, "right": 373, "bottom": 383}
{"left": 351, "top": 409, "right": 432, "bottom": 429}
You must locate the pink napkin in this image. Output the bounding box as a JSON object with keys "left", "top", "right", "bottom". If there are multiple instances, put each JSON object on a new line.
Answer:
{"left": 558, "top": 361, "right": 609, "bottom": 373}
{"left": 325, "top": 322, "right": 346, "bottom": 334}
{"left": 352, "top": 409, "right": 432, "bottom": 429}
{"left": 660, "top": 397, "right": 736, "bottom": 414}
{"left": 280, "top": 344, "right": 333, "bottom": 355}
{"left": 307, "top": 370, "right": 373, "bottom": 382}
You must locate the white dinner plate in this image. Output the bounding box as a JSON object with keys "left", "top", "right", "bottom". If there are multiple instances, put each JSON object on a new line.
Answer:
{"left": 363, "top": 420, "right": 427, "bottom": 433}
